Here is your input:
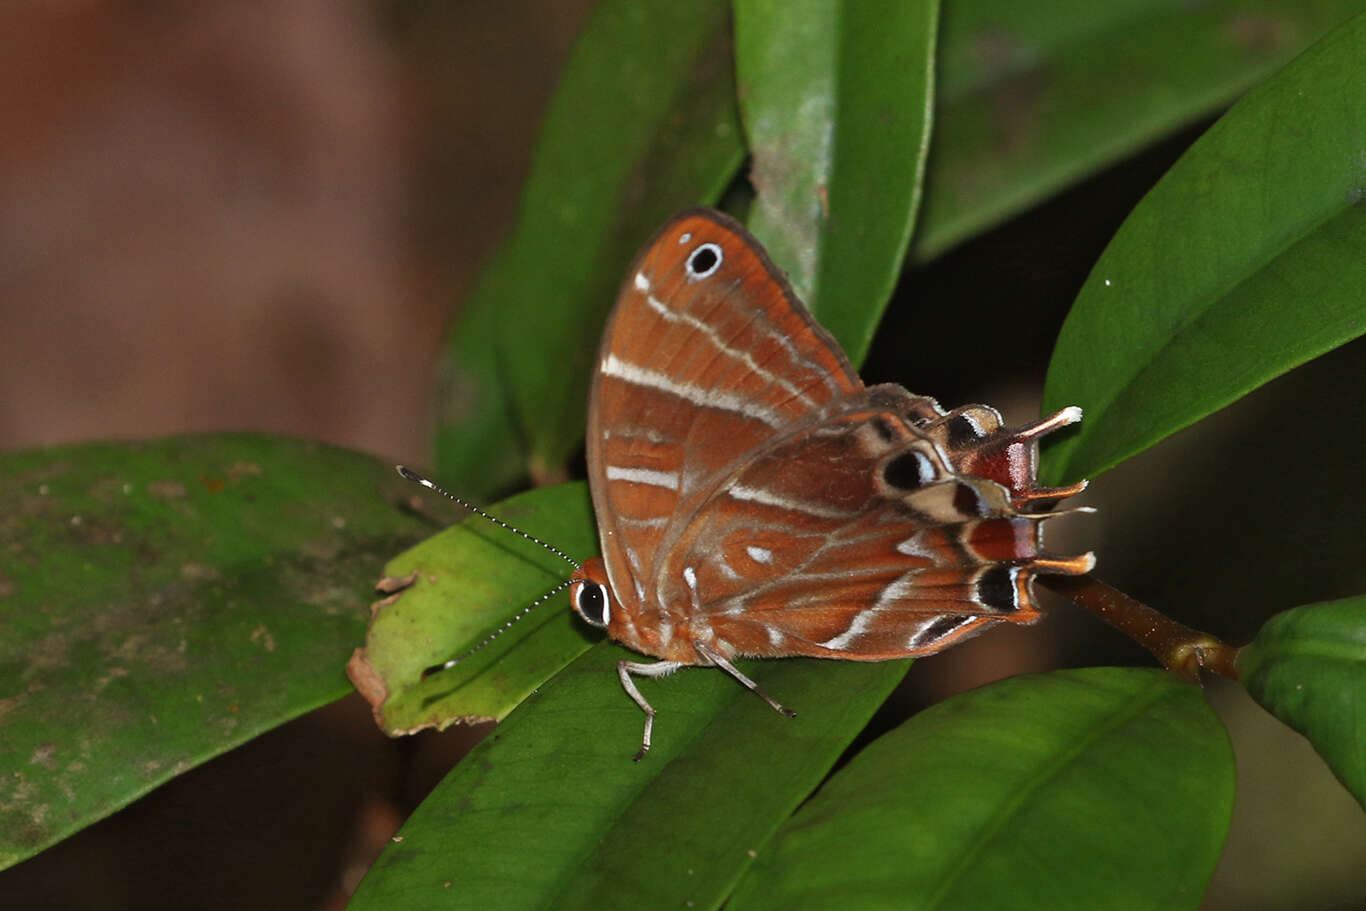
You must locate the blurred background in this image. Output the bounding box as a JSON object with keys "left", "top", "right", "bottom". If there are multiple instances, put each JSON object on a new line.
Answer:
{"left": 2, "top": 2, "right": 1363, "bottom": 908}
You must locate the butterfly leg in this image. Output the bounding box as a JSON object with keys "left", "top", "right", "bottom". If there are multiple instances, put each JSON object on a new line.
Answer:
{"left": 618, "top": 659, "right": 685, "bottom": 761}
{"left": 695, "top": 643, "right": 797, "bottom": 720}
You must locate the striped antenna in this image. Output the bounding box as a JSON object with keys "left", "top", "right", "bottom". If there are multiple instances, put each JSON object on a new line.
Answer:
{"left": 422, "top": 578, "right": 573, "bottom": 677}
{"left": 395, "top": 465, "right": 580, "bottom": 676}
{"left": 395, "top": 465, "right": 580, "bottom": 569}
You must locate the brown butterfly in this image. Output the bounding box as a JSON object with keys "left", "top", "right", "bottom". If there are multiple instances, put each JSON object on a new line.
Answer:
{"left": 559, "top": 209, "right": 1094, "bottom": 758}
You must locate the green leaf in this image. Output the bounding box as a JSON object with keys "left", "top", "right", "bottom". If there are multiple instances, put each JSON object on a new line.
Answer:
{"left": 729, "top": 668, "right": 1235, "bottom": 910}
{"left": 1041, "top": 10, "right": 1366, "bottom": 485}
{"left": 916, "top": 0, "right": 1366, "bottom": 260}
{"left": 351, "top": 483, "right": 597, "bottom": 733}
{"left": 1239, "top": 596, "right": 1366, "bottom": 810}
{"left": 348, "top": 643, "right": 907, "bottom": 910}
{"left": 435, "top": 0, "right": 746, "bottom": 492}
{"left": 735, "top": 0, "right": 938, "bottom": 365}
{"left": 0, "top": 435, "right": 428, "bottom": 871}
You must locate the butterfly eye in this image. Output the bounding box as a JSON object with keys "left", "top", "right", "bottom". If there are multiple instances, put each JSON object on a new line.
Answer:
{"left": 571, "top": 579, "right": 611, "bottom": 628}
{"left": 685, "top": 242, "right": 723, "bottom": 279}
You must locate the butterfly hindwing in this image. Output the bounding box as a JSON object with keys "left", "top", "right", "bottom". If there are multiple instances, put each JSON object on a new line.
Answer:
{"left": 653, "top": 402, "right": 1059, "bottom": 660}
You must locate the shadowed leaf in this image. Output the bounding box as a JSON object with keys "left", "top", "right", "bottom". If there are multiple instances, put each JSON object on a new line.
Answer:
{"left": 0, "top": 435, "right": 429, "bottom": 871}
{"left": 1240, "top": 596, "right": 1366, "bottom": 810}
{"left": 436, "top": 0, "right": 746, "bottom": 492}
{"left": 735, "top": 0, "right": 938, "bottom": 365}
{"left": 1041, "top": 11, "right": 1366, "bottom": 485}
{"left": 917, "top": 0, "right": 1366, "bottom": 260}
{"left": 349, "top": 643, "right": 907, "bottom": 910}
{"left": 729, "top": 668, "right": 1234, "bottom": 910}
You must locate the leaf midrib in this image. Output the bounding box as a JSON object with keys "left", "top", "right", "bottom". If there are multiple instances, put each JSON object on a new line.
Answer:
{"left": 1058, "top": 192, "right": 1353, "bottom": 480}
{"left": 922, "top": 679, "right": 1176, "bottom": 910}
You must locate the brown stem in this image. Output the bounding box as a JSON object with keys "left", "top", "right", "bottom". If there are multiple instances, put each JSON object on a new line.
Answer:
{"left": 1039, "top": 575, "right": 1240, "bottom": 684}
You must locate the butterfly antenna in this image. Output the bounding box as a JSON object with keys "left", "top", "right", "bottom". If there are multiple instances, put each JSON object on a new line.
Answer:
{"left": 395, "top": 465, "right": 581, "bottom": 570}
{"left": 421, "top": 578, "right": 574, "bottom": 678}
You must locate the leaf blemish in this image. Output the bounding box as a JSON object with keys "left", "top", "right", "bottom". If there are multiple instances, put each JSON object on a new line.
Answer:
{"left": 249, "top": 624, "right": 277, "bottom": 652}
{"left": 147, "top": 480, "right": 187, "bottom": 500}
{"left": 28, "top": 745, "right": 56, "bottom": 770}
{"left": 375, "top": 570, "right": 420, "bottom": 595}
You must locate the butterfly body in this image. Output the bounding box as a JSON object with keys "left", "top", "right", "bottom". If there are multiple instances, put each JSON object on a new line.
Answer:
{"left": 560, "top": 209, "right": 1091, "bottom": 756}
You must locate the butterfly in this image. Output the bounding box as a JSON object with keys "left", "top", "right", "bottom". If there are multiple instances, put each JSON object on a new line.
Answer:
{"left": 559, "top": 209, "right": 1094, "bottom": 759}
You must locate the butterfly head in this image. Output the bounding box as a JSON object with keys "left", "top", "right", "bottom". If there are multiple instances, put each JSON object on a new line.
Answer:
{"left": 568, "top": 557, "right": 613, "bottom": 630}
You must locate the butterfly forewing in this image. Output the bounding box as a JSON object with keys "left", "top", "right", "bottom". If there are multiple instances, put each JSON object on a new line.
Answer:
{"left": 586, "top": 211, "right": 863, "bottom": 640}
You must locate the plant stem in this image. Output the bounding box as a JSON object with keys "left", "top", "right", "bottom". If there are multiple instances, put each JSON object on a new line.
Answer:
{"left": 1039, "top": 575, "right": 1240, "bottom": 683}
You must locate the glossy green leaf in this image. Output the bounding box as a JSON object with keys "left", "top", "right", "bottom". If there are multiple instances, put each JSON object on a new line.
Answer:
{"left": 729, "top": 668, "right": 1234, "bottom": 910}
{"left": 351, "top": 483, "right": 597, "bottom": 733}
{"left": 435, "top": 0, "right": 746, "bottom": 492}
{"left": 1239, "top": 596, "right": 1366, "bottom": 810}
{"left": 735, "top": 0, "right": 937, "bottom": 365}
{"left": 0, "top": 435, "right": 429, "bottom": 871}
{"left": 1041, "top": 10, "right": 1366, "bottom": 485}
{"left": 916, "top": 0, "right": 1366, "bottom": 260}
{"left": 349, "top": 641, "right": 907, "bottom": 910}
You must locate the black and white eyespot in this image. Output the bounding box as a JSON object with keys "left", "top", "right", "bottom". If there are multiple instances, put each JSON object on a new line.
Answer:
{"left": 975, "top": 566, "right": 1021, "bottom": 613}
{"left": 570, "top": 578, "right": 611, "bottom": 628}
{"left": 946, "top": 413, "right": 986, "bottom": 448}
{"left": 685, "top": 242, "right": 723, "bottom": 280}
{"left": 882, "top": 449, "right": 937, "bottom": 491}
{"left": 953, "top": 481, "right": 989, "bottom": 517}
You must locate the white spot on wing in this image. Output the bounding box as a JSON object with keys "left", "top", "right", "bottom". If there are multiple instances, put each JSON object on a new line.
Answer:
{"left": 641, "top": 295, "right": 816, "bottom": 408}
{"left": 896, "top": 534, "right": 932, "bottom": 559}
{"left": 715, "top": 555, "right": 740, "bottom": 580}
{"left": 907, "top": 616, "right": 971, "bottom": 650}
{"left": 634, "top": 271, "right": 650, "bottom": 292}
{"left": 1007, "top": 444, "right": 1028, "bottom": 485}
{"left": 872, "top": 573, "right": 919, "bottom": 611}
{"left": 601, "top": 354, "right": 784, "bottom": 427}
{"left": 820, "top": 607, "right": 878, "bottom": 650}
{"left": 619, "top": 515, "right": 670, "bottom": 529}
{"left": 746, "top": 545, "right": 773, "bottom": 564}
{"left": 605, "top": 465, "right": 680, "bottom": 490}
{"left": 727, "top": 484, "right": 853, "bottom": 519}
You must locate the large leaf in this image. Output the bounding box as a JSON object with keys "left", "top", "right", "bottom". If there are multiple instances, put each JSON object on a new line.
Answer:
{"left": 729, "top": 668, "right": 1235, "bottom": 910}
{"left": 916, "top": 0, "right": 1366, "bottom": 260}
{"left": 436, "top": 0, "right": 746, "bottom": 492}
{"left": 1041, "top": 10, "right": 1366, "bottom": 485}
{"left": 1239, "top": 596, "right": 1366, "bottom": 810}
{"left": 734, "top": 0, "right": 938, "bottom": 365}
{"left": 348, "top": 642, "right": 907, "bottom": 910}
{"left": 348, "top": 483, "right": 597, "bottom": 733}
{"left": 0, "top": 435, "right": 428, "bottom": 871}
